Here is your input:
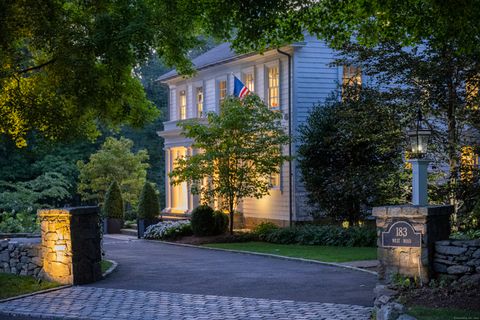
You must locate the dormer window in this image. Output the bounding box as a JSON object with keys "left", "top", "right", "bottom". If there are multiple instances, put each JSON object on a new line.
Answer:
{"left": 179, "top": 90, "right": 186, "bottom": 120}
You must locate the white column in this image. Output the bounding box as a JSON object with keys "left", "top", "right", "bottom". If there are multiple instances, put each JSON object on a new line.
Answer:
{"left": 165, "top": 148, "right": 172, "bottom": 211}
{"left": 408, "top": 159, "right": 430, "bottom": 206}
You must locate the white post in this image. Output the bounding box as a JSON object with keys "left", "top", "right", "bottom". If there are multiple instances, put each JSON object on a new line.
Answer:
{"left": 408, "top": 159, "right": 430, "bottom": 206}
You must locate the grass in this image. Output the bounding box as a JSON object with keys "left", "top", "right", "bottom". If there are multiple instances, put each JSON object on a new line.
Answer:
{"left": 203, "top": 241, "right": 377, "bottom": 262}
{"left": 101, "top": 259, "right": 113, "bottom": 273}
{"left": 407, "top": 306, "right": 480, "bottom": 320}
{"left": 0, "top": 273, "right": 61, "bottom": 300}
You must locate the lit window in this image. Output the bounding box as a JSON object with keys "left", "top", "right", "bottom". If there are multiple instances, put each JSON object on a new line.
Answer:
{"left": 244, "top": 73, "right": 255, "bottom": 92}
{"left": 460, "top": 146, "right": 478, "bottom": 181}
{"left": 342, "top": 65, "right": 362, "bottom": 100}
{"left": 218, "top": 80, "right": 227, "bottom": 106}
{"left": 179, "top": 90, "right": 186, "bottom": 120}
{"left": 170, "top": 147, "right": 188, "bottom": 212}
{"left": 268, "top": 66, "right": 279, "bottom": 108}
{"left": 196, "top": 87, "right": 204, "bottom": 117}
{"left": 270, "top": 167, "right": 281, "bottom": 189}
{"left": 466, "top": 75, "right": 479, "bottom": 110}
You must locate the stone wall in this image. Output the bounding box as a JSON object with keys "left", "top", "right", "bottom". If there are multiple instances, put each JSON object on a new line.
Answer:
{"left": 433, "top": 239, "right": 480, "bottom": 283}
{"left": 0, "top": 240, "right": 43, "bottom": 277}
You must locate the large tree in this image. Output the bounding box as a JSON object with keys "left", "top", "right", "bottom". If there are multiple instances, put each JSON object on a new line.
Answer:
{"left": 0, "top": 0, "right": 203, "bottom": 147}
{"left": 169, "top": 95, "right": 290, "bottom": 234}
{"left": 298, "top": 88, "right": 405, "bottom": 225}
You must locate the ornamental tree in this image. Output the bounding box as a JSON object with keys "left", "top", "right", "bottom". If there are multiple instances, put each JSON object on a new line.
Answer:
{"left": 77, "top": 137, "right": 149, "bottom": 207}
{"left": 137, "top": 182, "right": 160, "bottom": 220}
{"left": 169, "top": 95, "right": 290, "bottom": 234}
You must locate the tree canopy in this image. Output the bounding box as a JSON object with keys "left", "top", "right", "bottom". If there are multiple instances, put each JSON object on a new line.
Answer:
{"left": 199, "top": 1, "right": 480, "bottom": 56}
{"left": 169, "top": 95, "right": 290, "bottom": 233}
{"left": 0, "top": 0, "right": 204, "bottom": 146}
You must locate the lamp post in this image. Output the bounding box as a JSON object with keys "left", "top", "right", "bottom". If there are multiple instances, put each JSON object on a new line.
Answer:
{"left": 407, "top": 109, "right": 432, "bottom": 206}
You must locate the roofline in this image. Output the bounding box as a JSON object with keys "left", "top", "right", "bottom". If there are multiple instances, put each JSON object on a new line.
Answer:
{"left": 156, "top": 52, "right": 258, "bottom": 83}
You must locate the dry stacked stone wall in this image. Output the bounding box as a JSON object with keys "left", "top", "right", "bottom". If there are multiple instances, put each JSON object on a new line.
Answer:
{"left": 0, "top": 240, "right": 43, "bottom": 277}
{"left": 433, "top": 239, "right": 480, "bottom": 284}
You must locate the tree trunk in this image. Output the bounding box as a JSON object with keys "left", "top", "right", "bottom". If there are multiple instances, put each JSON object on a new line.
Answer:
{"left": 229, "top": 199, "right": 234, "bottom": 235}
{"left": 446, "top": 63, "right": 459, "bottom": 227}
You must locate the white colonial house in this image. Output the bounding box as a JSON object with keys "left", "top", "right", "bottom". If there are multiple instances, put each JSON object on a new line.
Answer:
{"left": 157, "top": 35, "right": 362, "bottom": 227}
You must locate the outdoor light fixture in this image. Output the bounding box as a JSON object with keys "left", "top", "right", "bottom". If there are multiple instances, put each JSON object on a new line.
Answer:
{"left": 407, "top": 109, "right": 431, "bottom": 206}
{"left": 407, "top": 109, "right": 432, "bottom": 158}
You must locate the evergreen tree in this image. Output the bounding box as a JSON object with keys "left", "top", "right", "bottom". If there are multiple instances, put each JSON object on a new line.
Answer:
{"left": 137, "top": 182, "right": 160, "bottom": 220}
{"left": 103, "top": 181, "right": 124, "bottom": 220}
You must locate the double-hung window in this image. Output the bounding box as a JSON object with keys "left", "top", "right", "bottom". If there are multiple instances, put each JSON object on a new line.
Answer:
{"left": 267, "top": 66, "right": 279, "bottom": 109}
{"left": 218, "top": 80, "right": 227, "bottom": 106}
{"left": 342, "top": 65, "right": 362, "bottom": 100}
{"left": 196, "top": 87, "right": 204, "bottom": 117}
{"left": 179, "top": 90, "right": 187, "bottom": 120}
{"left": 244, "top": 72, "right": 255, "bottom": 92}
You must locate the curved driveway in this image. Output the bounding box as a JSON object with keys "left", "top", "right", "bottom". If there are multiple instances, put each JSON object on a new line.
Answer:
{"left": 95, "top": 236, "right": 376, "bottom": 306}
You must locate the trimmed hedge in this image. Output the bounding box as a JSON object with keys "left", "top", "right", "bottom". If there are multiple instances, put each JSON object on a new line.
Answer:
{"left": 104, "top": 181, "right": 124, "bottom": 219}
{"left": 137, "top": 182, "right": 160, "bottom": 220}
{"left": 256, "top": 224, "right": 376, "bottom": 247}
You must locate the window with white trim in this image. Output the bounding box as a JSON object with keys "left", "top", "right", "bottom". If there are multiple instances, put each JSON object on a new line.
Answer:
{"left": 270, "top": 168, "right": 281, "bottom": 189}
{"left": 179, "top": 90, "right": 186, "bottom": 120}
{"left": 244, "top": 72, "right": 255, "bottom": 92}
{"left": 218, "top": 80, "right": 227, "bottom": 106}
{"left": 196, "top": 87, "right": 204, "bottom": 117}
{"left": 267, "top": 66, "right": 279, "bottom": 108}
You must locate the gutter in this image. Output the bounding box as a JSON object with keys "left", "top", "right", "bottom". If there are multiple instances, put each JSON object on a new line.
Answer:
{"left": 277, "top": 48, "right": 294, "bottom": 227}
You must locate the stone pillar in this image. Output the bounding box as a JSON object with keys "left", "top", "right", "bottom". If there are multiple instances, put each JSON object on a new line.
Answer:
{"left": 38, "top": 207, "right": 102, "bottom": 285}
{"left": 373, "top": 205, "right": 452, "bottom": 283}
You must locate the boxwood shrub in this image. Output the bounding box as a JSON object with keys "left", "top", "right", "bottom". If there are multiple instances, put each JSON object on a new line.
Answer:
{"left": 213, "top": 210, "right": 229, "bottom": 235}
{"left": 191, "top": 205, "right": 215, "bottom": 236}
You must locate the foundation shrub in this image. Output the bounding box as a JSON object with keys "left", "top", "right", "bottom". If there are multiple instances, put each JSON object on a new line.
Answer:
{"left": 190, "top": 205, "right": 215, "bottom": 236}
{"left": 213, "top": 210, "right": 229, "bottom": 235}
{"left": 260, "top": 225, "right": 376, "bottom": 247}
{"left": 253, "top": 222, "right": 279, "bottom": 240}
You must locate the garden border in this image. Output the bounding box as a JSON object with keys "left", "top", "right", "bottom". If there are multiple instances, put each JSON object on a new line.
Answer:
{"left": 0, "top": 285, "right": 71, "bottom": 304}
{"left": 102, "top": 259, "right": 118, "bottom": 278}
{"left": 152, "top": 240, "right": 378, "bottom": 276}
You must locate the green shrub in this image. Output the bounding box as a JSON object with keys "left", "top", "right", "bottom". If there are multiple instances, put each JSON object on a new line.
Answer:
{"left": 450, "top": 229, "right": 480, "bottom": 240}
{"left": 190, "top": 205, "right": 215, "bottom": 236}
{"left": 144, "top": 221, "right": 192, "bottom": 240}
{"left": 103, "top": 181, "right": 124, "bottom": 219}
{"left": 0, "top": 211, "right": 39, "bottom": 233}
{"left": 258, "top": 225, "right": 376, "bottom": 247}
{"left": 213, "top": 210, "right": 229, "bottom": 235}
{"left": 137, "top": 182, "right": 160, "bottom": 220}
{"left": 253, "top": 222, "right": 279, "bottom": 239}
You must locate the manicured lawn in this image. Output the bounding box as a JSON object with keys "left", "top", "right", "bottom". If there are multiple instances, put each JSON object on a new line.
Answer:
{"left": 407, "top": 306, "right": 480, "bottom": 320}
{"left": 0, "top": 273, "right": 60, "bottom": 300}
{"left": 101, "top": 260, "right": 113, "bottom": 273}
{"left": 204, "top": 242, "right": 377, "bottom": 262}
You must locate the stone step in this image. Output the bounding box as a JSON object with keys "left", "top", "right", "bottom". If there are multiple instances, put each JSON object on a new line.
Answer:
{"left": 120, "top": 228, "right": 137, "bottom": 237}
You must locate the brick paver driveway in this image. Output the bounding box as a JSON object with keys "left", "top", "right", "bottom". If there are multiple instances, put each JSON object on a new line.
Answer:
{"left": 0, "top": 235, "right": 376, "bottom": 319}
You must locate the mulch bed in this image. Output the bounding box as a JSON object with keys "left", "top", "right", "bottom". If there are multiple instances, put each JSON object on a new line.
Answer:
{"left": 401, "top": 283, "right": 480, "bottom": 311}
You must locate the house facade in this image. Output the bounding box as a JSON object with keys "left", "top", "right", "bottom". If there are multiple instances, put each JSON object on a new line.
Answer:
{"left": 157, "top": 36, "right": 361, "bottom": 227}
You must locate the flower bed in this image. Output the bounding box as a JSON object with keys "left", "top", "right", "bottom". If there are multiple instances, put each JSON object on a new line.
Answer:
{"left": 143, "top": 221, "right": 192, "bottom": 240}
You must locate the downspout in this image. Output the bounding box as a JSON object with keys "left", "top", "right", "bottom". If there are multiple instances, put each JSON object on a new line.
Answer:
{"left": 277, "top": 48, "right": 293, "bottom": 227}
